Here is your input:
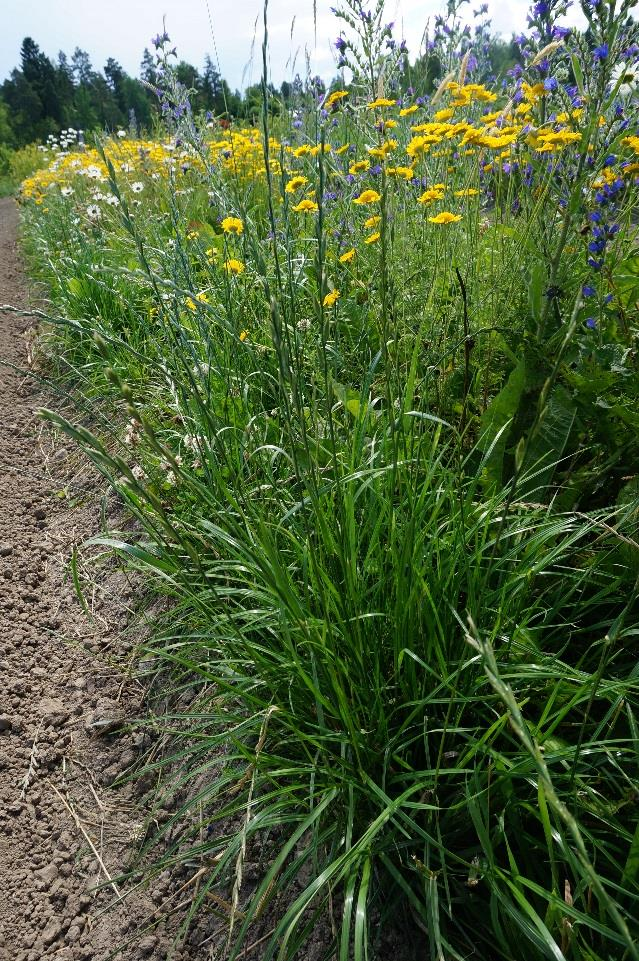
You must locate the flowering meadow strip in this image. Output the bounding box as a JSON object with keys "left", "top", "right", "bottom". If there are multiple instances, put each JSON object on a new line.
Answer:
{"left": 16, "top": 0, "right": 639, "bottom": 958}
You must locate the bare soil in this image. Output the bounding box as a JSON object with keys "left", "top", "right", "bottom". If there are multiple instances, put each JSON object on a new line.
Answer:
{"left": 0, "top": 197, "right": 209, "bottom": 961}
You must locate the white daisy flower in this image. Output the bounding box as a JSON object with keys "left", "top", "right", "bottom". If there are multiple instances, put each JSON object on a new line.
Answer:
{"left": 61, "top": 186, "right": 74, "bottom": 197}
{"left": 611, "top": 61, "right": 638, "bottom": 98}
{"left": 130, "top": 181, "right": 145, "bottom": 193}
{"left": 86, "top": 204, "right": 101, "bottom": 220}
{"left": 106, "top": 195, "right": 120, "bottom": 206}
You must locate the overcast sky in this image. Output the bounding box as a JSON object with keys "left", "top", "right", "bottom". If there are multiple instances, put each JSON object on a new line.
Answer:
{"left": 1, "top": 0, "right": 586, "bottom": 91}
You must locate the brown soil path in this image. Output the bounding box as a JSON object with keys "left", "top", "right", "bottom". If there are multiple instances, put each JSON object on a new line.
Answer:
{"left": 0, "top": 198, "right": 202, "bottom": 961}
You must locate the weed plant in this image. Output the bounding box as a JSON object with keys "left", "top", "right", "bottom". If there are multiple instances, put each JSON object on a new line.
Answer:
{"left": 12, "top": 0, "right": 639, "bottom": 958}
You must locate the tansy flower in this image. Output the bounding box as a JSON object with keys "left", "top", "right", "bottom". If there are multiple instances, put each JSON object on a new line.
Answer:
{"left": 292, "top": 198, "right": 319, "bottom": 213}
{"left": 353, "top": 189, "right": 381, "bottom": 205}
{"left": 367, "top": 97, "right": 396, "bottom": 109}
{"left": 285, "top": 175, "right": 308, "bottom": 193}
{"left": 428, "top": 211, "right": 462, "bottom": 224}
{"left": 221, "top": 216, "right": 243, "bottom": 234}
{"left": 224, "top": 259, "right": 245, "bottom": 274}
{"left": 339, "top": 248, "right": 356, "bottom": 263}
{"left": 364, "top": 215, "right": 381, "bottom": 229}
{"left": 365, "top": 231, "right": 380, "bottom": 244}
{"left": 323, "top": 289, "right": 340, "bottom": 308}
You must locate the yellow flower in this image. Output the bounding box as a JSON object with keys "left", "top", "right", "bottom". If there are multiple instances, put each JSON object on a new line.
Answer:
{"left": 239, "top": 330, "right": 249, "bottom": 342}
{"left": 224, "top": 258, "right": 245, "bottom": 274}
{"left": 434, "top": 108, "right": 455, "bottom": 121}
{"left": 353, "top": 189, "right": 381, "bottom": 205}
{"left": 349, "top": 159, "right": 371, "bottom": 175}
{"left": 418, "top": 188, "right": 445, "bottom": 205}
{"left": 323, "top": 289, "right": 340, "bottom": 308}
{"left": 453, "top": 188, "right": 479, "bottom": 197}
{"left": 367, "top": 97, "right": 396, "bottom": 109}
{"left": 292, "top": 198, "right": 319, "bottom": 213}
{"left": 205, "top": 247, "right": 218, "bottom": 261}
{"left": 285, "top": 175, "right": 309, "bottom": 193}
{"left": 325, "top": 89, "right": 348, "bottom": 108}
{"left": 387, "top": 166, "right": 414, "bottom": 179}
{"left": 399, "top": 105, "right": 418, "bottom": 117}
{"left": 428, "top": 211, "right": 462, "bottom": 224}
{"left": 368, "top": 139, "right": 398, "bottom": 159}
{"left": 185, "top": 297, "right": 196, "bottom": 312}
{"left": 195, "top": 291, "right": 210, "bottom": 303}
{"left": 221, "top": 216, "right": 243, "bottom": 234}
{"left": 365, "top": 231, "right": 380, "bottom": 244}
{"left": 293, "top": 145, "right": 311, "bottom": 157}
{"left": 339, "top": 248, "right": 355, "bottom": 263}
{"left": 364, "top": 215, "right": 381, "bottom": 229}
{"left": 406, "top": 136, "right": 433, "bottom": 159}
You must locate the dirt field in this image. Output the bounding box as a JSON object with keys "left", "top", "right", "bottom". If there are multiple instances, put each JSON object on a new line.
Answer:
{"left": 0, "top": 196, "right": 208, "bottom": 961}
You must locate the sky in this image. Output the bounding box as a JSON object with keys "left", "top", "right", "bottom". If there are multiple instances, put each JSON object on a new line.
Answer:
{"left": 1, "top": 0, "right": 586, "bottom": 91}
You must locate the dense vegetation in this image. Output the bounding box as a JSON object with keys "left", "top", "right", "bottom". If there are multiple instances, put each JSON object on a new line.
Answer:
{"left": 11, "top": 0, "right": 639, "bottom": 958}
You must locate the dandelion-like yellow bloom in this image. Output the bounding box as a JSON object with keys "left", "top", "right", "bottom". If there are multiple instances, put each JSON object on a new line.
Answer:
{"left": 292, "top": 198, "right": 319, "bottom": 213}
{"left": 323, "top": 289, "right": 340, "bottom": 308}
{"left": 364, "top": 215, "right": 381, "bottom": 229}
{"left": 367, "top": 97, "right": 396, "bottom": 109}
{"left": 239, "top": 330, "right": 249, "bottom": 341}
{"left": 418, "top": 188, "right": 445, "bottom": 205}
{"left": 224, "top": 259, "right": 245, "bottom": 274}
{"left": 349, "top": 160, "right": 371, "bottom": 175}
{"left": 221, "top": 216, "right": 244, "bottom": 234}
{"left": 428, "top": 211, "right": 462, "bottom": 224}
{"left": 339, "top": 249, "right": 356, "bottom": 263}
{"left": 285, "top": 175, "right": 309, "bottom": 193}
{"left": 399, "top": 105, "right": 418, "bottom": 117}
{"left": 195, "top": 291, "right": 210, "bottom": 303}
{"left": 387, "top": 166, "right": 414, "bottom": 179}
{"left": 325, "top": 90, "right": 348, "bottom": 108}
{"left": 453, "top": 188, "right": 479, "bottom": 197}
{"left": 353, "top": 189, "right": 381, "bottom": 205}
{"left": 365, "top": 231, "right": 381, "bottom": 244}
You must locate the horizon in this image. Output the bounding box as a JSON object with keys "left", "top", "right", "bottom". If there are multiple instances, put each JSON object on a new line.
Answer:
{"left": 1, "top": 0, "right": 586, "bottom": 93}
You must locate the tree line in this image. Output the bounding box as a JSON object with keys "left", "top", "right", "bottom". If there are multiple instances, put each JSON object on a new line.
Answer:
{"left": 0, "top": 35, "right": 520, "bottom": 149}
